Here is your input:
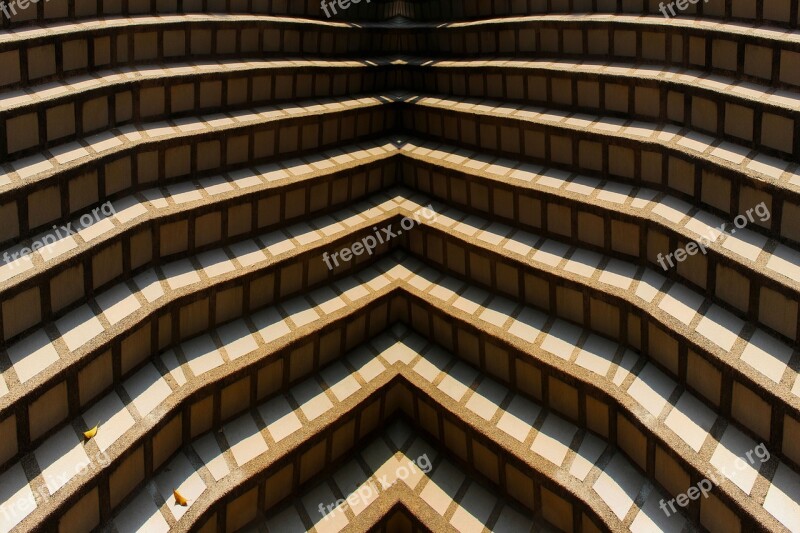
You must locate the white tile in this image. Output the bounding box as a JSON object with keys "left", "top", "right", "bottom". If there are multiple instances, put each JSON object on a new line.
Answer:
{"left": 51, "top": 142, "right": 89, "bottom": 164}
{"left": 38, "top": 234, "right": 77, "bottom": 262}
{"left": 283, "top": 297, "right": 320, "bottom": 328}
{"left": 258, "top": 396, "right": 302, "bottom": 442}
{"left": 508, "top": 308, "right": 547, "bottom": 342}
{"left": 228, "top": 239, "right": 267, "bottom": 267}
{"left": 530, "top": 414, "right": 576, "bottom": 467}
{"left": 740, "top": 330, "right": 792, "bottom": 383}
{"left": 13, "top": 153, "right": 53, "bottom": 179}
{"left": 684, "top": 211, "right": 725, "bottom": 241}
{"left": 664, "top": 392, "right": 716, "bottom": 452}
{"left": 379, "top": 340, "right": 418, "bottom": 365}
{"left": 265, "top": 506, "right": 307, "bottom": 532}
{"left": 492, "top": 505, "right": 534, "bottom": 533}
{"left": 452, "top": 286, "right": 488, "bottom": 315}
{"left": 309, "top": 287, "right": 346, "bottom": 314}
{"left": 709, "top": 426, "right": 761, "bottom": 495}
{"left": 182, "top": 335, "right": 224, "bottom": 376}
{"left": 747, "top": 153, "right": 788, "bottom": 179}
{"left": 565, "top": 175, "right": 600, "bottom": 196}
{"left": 162, "top": 259, "right": 201, "bottom": 290}
{"left": 449, "top": 483, "right": 496, "bottom": 533}
{"left": 677, "top": 131, "right": 713, "bottom": 152}
{"left": 192, "top": 433, "right": 230, "bottom": 481}
{"left": 303, "top": 483, "right": 349, "bottom": 532}
{"left": 479, "top": 297, "right": 516, "bottom": 328}
{"left": 166, "top": 182, "right": 202, "bottom": 204}
{"left": 597, "top": 182, "right": 633, "bottom": 204}
{"left": 228, "top": 169, "right": 263, "bottom": 190}
{"left": 0, "top": 464, "right": 36, "bottom": 531}
{"left": 612, "top": 349, "right": 639, "bottom": 387}
{"left": 437, "top": 362, "right": 478, "bottom": 402}
{"left": 711, "top": 142, "right": 749, "bottom": 165}
{"left": 36, "top": 425, "right": 90, "bottom": 495}
{"left": 657, "top": 283, "right": 703, "bottom": 325}
{"left": 599, "top": 259, "right": 636, "bottom": 290}
{"left": 694, "top": 305, "right": 744, "bottom": 351}
{"left": 497, "top": 395, "right": 540, "bottom": 442}
{"left": 133, "top": 269, "right": 164, "bottom": 303}
{"left": 252, "top": 308, "right": 291, "bottom": 344}
{"left": 124, "top": 363, "right": 172, "bottom": 417}
{"left": 592, "top": 454, "right": 644, "bottom": 520}
{"left": 420, "top": 461, "right": 464, "bottom": 515}
{"left": 96, "top": 284, "right": 141, "bottom": 325}
{"left": 161, "top": 350, "right": 187, "bottom": 387}
{"left": 114, "top": 490, "right": 170, "bottom": 533}
{"left": 631, "top": 188, "right": 658, "bottom": 209}
{"left": 575, "top": 335, "right": 617, "bottom": 377}
{"left": 78, "top": 217, "right": 115, "bottom": 242}
{"left": 0, "top": 253, "right": 34, "bottom": 283}
{"left": 764, "top": 464, "right": 800, "bottom": 532}
{"left": 630, "top": 491, "right": 686, "bottom": 533}
{"left": 197, "top": 175, "right": 233, "bottom": 196}
{"left": 465, "top": 378, "right": 507, "bottom": 421}
{"left": 348, "top": 346, "right": 385, "bottom": 383}
{"left": 532, "top": 239, "right": 569, "bottom": 267}
{"left": 224, "top": 414, "right": 268, "bottom": 466}
{"left": 722, "top": 229, "right": 767, "bottom": 262}
{"left": 82, "top": 392, "right": 136, "bottom": 453}
{"left": 569, "top": 434, "right": 605, "bottom": 481}
{"left": 651, "top": 196, "right": 692, "bottom": 224}
{"left": 7, "top": 330, "right": 60, "bottom": 383}
{"left": 634, "top": 269, "right": 666, "bottom": 303}
{"left": 217, "top": 320, "right": 258, "bottom": 361}
{"left": 332, "top": 461, "right": 377, "bottom": 515}
{"left": 767, "top": 244, "right": 800, "bottom": 282}
{"left": 627, "top": 364, "right": 676, "bottom": 417}
{"left": 197, "top": 249, "right": 235, "bottom": 278}
{"left": 563, "top": 249, "right": 602, "bottom": 278}
{"left": 503, "top": 233, "right": 536, "bottom": 257}
{"left": 412, "top": 347, "right": 450, "bottom": 383}
{"left": 320, "top": 362, "right": 361, "bottom": 402}
{"left": 154, "top": 453, "right": 206, "bottom": 520}
{"left": 56, "top": 305, "right": 105, "bottom": 351}
{"left": 141, "top": 189, "right": 169, "bottom": 209}
{"left": 541, "top": 320, "right": 581, "bottom": 360}
{"left": 292, "top": 380, "right": 333, "bottom": 421}
{"left": 86, "top": 131, "right": 123, "bottom": 152}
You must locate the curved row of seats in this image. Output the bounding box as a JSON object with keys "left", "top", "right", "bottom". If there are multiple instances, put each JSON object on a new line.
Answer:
{"left": 0, "top": 0, "right": 798, "bottom": 28}
{"left": 1, "top": 55, "right": 798, "bottom": 167}
{"left": 1, "top": 15, "right": 800, "bottom": 92}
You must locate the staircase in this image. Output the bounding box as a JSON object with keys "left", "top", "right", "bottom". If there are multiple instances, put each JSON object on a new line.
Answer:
{"left": 1, "top": 0, "right": 800, "bottom": 531}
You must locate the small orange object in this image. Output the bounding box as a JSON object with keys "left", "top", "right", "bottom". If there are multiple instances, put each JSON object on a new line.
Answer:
{"left": 174, "top": 489, "right": 188, "bottom": 506}
{"left": 83, "top": 424, "right": 99, "bottom": 440}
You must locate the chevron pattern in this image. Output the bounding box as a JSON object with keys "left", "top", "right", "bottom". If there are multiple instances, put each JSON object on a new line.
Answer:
{"left": 1, "top": 0, "right": 800, "bottom": 532}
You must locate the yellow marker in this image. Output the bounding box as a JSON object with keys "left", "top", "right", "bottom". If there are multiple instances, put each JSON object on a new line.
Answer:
{"left": 83, "top": 424, "right": 98, "bottom": 440}
{"left": 174, "top": 489, "right": 188, "bottom": 506}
